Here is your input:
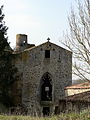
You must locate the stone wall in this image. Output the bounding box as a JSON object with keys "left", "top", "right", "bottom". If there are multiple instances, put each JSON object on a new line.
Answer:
{"left": 59, "top": 100, "right": 90, "bottom": 113}
{"left": 13, "top": 41, "right": 72, "bottom": 115}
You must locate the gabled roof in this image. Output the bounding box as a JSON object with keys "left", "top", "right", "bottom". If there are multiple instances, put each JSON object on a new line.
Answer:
{"left": 65, "top": 82, "right": 90, "bottom": 89}
{"left": 13, "top": 41, "right": 72, "bottom": 55}
{"left": 65, "top": 91, "right": 90, "bottom": 102}
{"left": 24, "top": 41, "right": 72, "bottom": 53}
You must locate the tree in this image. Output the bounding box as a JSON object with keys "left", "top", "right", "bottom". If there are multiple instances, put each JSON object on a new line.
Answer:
{"left": 63, "top": 0, "right": 90, "bottom": 81}
{"left": 0, "top": 6, "right": 9, "bottom": 52}
{"left": 0, "top": 6, "right": 17, "bottom": 107}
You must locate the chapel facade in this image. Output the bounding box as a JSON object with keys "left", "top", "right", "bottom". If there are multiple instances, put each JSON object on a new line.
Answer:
{"left": 12, "top": 34, "right": 72, "bottom": 116}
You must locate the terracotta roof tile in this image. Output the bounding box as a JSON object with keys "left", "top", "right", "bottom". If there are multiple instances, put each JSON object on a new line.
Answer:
{"left": 65, "top": 91, "right": 90, "bottom": 102}
{"left": 65, "top": 82, "right": 90, "bottom": 89}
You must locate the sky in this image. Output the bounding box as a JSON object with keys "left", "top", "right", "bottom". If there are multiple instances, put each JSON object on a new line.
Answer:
{"left": 0, "top": 0, "right": 75, "bottom": 48}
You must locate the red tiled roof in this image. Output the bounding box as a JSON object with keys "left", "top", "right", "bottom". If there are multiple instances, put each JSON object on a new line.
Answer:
{"left": 65, "top": 91, "right": 90, "bottom": 102}
{"left": 65, "top": 82, "right": 90, "bottom": 89}
{"left": 60, "top": 91, "right": 90, "bottom": 102}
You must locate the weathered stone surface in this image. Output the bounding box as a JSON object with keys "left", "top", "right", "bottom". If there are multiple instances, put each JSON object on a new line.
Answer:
{"left": 13, "top": 41, "right": 72, "bottom": 116}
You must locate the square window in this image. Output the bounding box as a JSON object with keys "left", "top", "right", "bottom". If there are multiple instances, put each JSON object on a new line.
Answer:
{"left": 45, "top": 50, "right": 50, "bottom": 58}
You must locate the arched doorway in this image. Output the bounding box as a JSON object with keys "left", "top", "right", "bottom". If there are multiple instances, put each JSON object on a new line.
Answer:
{"left": 41, "top": 72, "right": 52, "bottom": 101}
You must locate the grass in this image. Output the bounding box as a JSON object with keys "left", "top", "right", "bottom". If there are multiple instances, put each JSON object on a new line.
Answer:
{"left": 0, "top": 111, "right": 89, "bottom": 120}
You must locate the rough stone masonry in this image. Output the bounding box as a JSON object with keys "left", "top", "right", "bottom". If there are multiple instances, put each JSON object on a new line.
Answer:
{"left": 12, "top": 34, "right": 72, "bottom": 116}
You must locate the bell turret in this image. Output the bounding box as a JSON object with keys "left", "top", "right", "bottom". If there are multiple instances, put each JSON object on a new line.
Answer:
{"left": 16, "top": 34, "right": 28, "bottom": 51}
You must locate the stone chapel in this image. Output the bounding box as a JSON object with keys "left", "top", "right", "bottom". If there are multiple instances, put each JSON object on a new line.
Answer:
{"left": 12, "top": 34, "right": 72, "bottom": 116}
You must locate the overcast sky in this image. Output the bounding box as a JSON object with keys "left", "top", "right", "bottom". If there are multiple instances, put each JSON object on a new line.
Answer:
{"left": 0, "top": 0, "right": 75, "bottom": 48}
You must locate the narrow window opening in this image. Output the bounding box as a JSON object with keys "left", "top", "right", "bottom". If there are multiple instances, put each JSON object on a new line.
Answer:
{"left": 41, "top": 73, "right": 52, "bottom": 101}
{"left": 45, "top": 50, "right": 50, "bottom": 58}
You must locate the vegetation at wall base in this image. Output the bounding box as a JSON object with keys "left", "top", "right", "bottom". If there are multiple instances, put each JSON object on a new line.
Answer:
{"left": 0, "top": 111, "right": 89, "bottom": 120}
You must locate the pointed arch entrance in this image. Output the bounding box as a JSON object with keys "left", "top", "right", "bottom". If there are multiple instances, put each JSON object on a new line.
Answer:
{"left": 41, "top": 72, "right": 52, "bottom": 101}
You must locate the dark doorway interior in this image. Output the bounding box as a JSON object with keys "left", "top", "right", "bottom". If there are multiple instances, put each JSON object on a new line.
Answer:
{"left": 54, "top": 106, "right": 59, "bottom": 114}
{"left": 43, "top": 107, "right": 50, "bottom": 116}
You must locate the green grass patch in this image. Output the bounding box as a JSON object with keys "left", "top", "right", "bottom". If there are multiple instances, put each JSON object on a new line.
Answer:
{"left": 0, "top": 111, "right": 90, "bottom": 120}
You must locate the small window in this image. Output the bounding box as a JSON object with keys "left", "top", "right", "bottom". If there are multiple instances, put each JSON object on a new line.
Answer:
{"left": 45, "top": 50, "right": 50, "bottom": 58}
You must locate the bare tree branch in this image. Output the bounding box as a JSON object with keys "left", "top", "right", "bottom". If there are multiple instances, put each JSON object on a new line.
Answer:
{"left": 62, "top": 0, "right": 90, "bottom": 81}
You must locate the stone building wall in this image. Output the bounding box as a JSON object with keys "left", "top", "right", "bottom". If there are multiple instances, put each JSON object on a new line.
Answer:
{"left": 59, "top": 91, "right": 90, "bottom": 114}
{"left": 59, "top": 100, "right": 90, "bottom": 113}
{"left": 13, "top": 41, "right": 72, "bottom": 115}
